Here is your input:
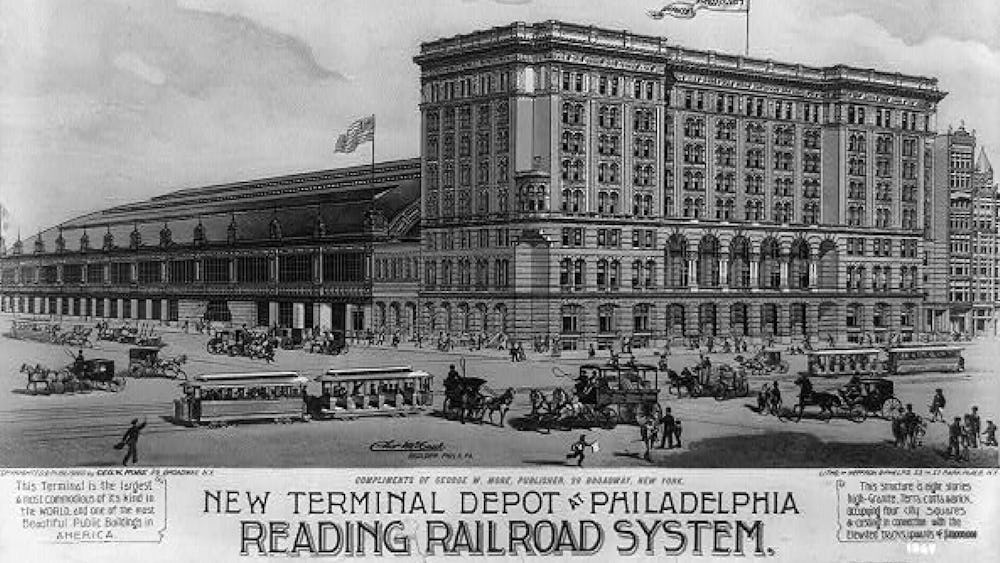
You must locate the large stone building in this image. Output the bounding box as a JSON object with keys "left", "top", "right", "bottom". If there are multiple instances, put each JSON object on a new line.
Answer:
{"left": 0, "top": 159, "right": 422, "bottom": 339}
{"left": 927, "top": 126, "right": 999, "bottom": 336}
{"left": 2, "top": 21, "right": 960, "bottom": 348}
{"left": 414, "top": 21, "right": 944, "bottom": 349}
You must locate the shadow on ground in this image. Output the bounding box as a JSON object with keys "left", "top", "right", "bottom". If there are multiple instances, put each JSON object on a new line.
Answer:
{"left": 653, "top": 431, "right": 998, "bottom": 468}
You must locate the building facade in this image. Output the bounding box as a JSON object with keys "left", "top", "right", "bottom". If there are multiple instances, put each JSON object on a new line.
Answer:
{"left": 414, "top": 21, "right": 944, "bottom": 348}
{"left": 928, "top": 127, "right": 999, "bottom": 336}
{"left": 0, "top": 159, "right": 422, "bottom": 338}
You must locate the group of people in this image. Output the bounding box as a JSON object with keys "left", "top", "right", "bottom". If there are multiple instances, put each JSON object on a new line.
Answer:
{"left": 928, "top": 389, "right": 997, "bottom": 459}
{"left": 639, "top": 407, "right": 683, "bottom": 462}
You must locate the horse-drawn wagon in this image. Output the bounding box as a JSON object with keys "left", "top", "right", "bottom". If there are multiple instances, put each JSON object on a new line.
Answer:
{"left": 530, "top": 361, "right": 661, "bottom": 431}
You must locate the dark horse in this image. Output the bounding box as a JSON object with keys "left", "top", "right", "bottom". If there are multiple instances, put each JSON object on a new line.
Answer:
{"left": 443, "top": 377, "right": 487, "bottom": 424}
{"left": 791, "top": 374, "right": 844, "bottom": 421}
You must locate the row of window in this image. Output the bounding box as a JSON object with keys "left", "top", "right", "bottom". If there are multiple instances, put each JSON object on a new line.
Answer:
{"left": 423, "top": 259, "right": 510, "bottom": 288}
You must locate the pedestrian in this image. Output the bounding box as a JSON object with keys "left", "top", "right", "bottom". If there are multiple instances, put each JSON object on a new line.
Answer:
{"left": 929, "top": 389, "right": 946, "bottom": 423}
{"left": 640, "top": 418, "right": 657, "bottom": 461}
{"left": 982, "top": 420, "right": 998, "bottom": 446}
{"left": 659, "top": 407, "right": 678, "bottom": 449}
{"left": 116, "top": 417, "right": 148, "bottom": 466}
{"left": 968, "top": 407, "right": 981, "bottom": 448}
{"left": 566, "top": 434, "right": 595, "bottom": 467}
{"left": 947, "top": 417, "right": 963, "bottom": 459}
{"left": 757, "top": 383, "right": 769, "bottom": 413}
{"left": 588, "top": 343, "right": 596, "bottom": 359}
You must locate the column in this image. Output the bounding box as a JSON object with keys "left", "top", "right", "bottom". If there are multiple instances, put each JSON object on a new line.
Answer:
{"left": 345, "top": 303, "right": 355, "bottom": 333}
{"left": 130, "top": 298, "right": 139, "bottom": 319}
{"left": 116, "top": 298, "right": 125, "bottom": 319}
{"left": 687, "top": 252, "right": 697, "bottom": 290}
{"left": 806, "top": 302, "right": 820, "bottom": 342}
{"left": 363, "top": 304, "right": 373, "bottom": 331}
{"left": 161, "top": 299, "right": 169, "bottom": 324}
{"left": 717, "top": 301, "right": 731, "bottom": 337}
{"left": 145, "top": 299, "right": 153, "bottom": 321}
{"left": 808, "top": 259, "right": 818, "bottom": 292}
{"left": 747, "top": 302, "right": 761, "bottom": 337}
{"left": 313, "top": 253, "right": 322, "bottom": 284}
{"left": 776, "top": 302, "right": 790, "bottom": 338}
{"left": 684, "top": 302, "right": 700, "bottom": 337}
{"left": 719, "top": 257, "right": 729, "bottom": 290}
{"left": 194, "top": 260, "right": 202, "bottom": 283}
{"left": 318, "top": 303, "right": 333, "bottom": 331}
{"left": 268, "top": 301, "right": 279, "bottom": 329}
{"left": 749, "top": 256, "right": 760, "bottom": 290}
{"left": 56, "top": 297, "right": 63, "bottom": 317}
{"left": 104, "top": 298, "right": 111, "bottom": 319}
{"left": 229, "top": 259, "right": 236, "bottom": 285}
{"left": 779, "top": 259, "right": 790, "bottom": 291}
{"left": 292, "top": 302, "right": 305, "bottom": 330}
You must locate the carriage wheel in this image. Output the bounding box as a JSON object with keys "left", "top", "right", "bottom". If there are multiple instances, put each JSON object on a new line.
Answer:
{"left": 845, "top": 404, "right": 866, "bottom": 423}
{"left": 668, "top": 383, "right": 682, "bottom": 397}
{"left": 737, "top": 379, "right": 750, "bottom": 397}
{"left": 880, "top": 397, "right": 903, "bottom": 420}
{"left": 713, "top": 385, "right": 729, "bottom": 401}
{"left": 691, "top": 383, "right": 705, "bottom": 398}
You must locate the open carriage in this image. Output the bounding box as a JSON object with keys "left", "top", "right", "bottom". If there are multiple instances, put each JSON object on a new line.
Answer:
{"left": 125, "top": 347, "right": 187, "bottom": 379}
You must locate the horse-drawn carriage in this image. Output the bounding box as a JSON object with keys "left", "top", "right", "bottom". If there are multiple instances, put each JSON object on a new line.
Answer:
{"left": 125, "top": 347, "right": 187, "bottom": 379}
{"left": 665, "top": 361, "right": 749, "bottom": 400}
{"left": 21, "top": 358, "right": 124, "bottom": 394}
{"left": 836, "top": 377, "right": 902, "bottom": 419}
{"left": 530, "top": 361, "right": 661, "bottom": 431}
{"left": 206, "top": 329, "right": 274, "bottom": 361}
{"left": 51, "top": 325, "right": 94, "bottom": 348}
{"left": 787, "top": 374, "right": 866, "bottom": 422}
{"left": 737, "top": 348, "right": 790, "bottom": 376}
{"left": 441, "top": 370, "right": 514, "bottom": 426}
{"left": 305, "top": 330, "right": 348, "bottom": 355}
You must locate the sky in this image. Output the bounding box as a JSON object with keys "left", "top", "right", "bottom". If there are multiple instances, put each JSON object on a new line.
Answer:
{"left": 0, "top": 0, "right": 998, "bottom": 238}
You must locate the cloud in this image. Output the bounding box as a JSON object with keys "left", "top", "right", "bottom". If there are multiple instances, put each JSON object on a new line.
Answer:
{"left": 1, "top": 0, "right": 997, "bottom": 237}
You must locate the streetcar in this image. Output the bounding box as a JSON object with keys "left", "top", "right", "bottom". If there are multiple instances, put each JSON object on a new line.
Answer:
{"left": 173, "top": 371, "right": 309, "bottom": 426}
{"left": 806, "top": 348, "right": 882, "bottom": 377}
{"left": 307, "top": 366, "right": 433, "bottom": 419}
{"left": 886, "top": 345, "right": 964, "bottom": 375}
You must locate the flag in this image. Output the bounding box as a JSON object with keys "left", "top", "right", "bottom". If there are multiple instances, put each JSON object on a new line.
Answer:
{"left": 334, "top": 115, "right": 375, "bottom": 154}
{"left": 648, "top": 0, "right": 748, "bottom": 20}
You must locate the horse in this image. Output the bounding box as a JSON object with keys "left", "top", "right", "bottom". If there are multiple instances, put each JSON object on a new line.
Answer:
{"left": 21, "top": 363, "right": 53, "bottom": 394}
{"left": 793, "top": 374, "right": 843, "bottom": 421}
{"left": 482, "top": 388, "right": 515, "bottom": 426}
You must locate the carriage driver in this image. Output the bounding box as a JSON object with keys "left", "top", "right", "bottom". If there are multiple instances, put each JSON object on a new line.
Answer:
{"left": 445, "top": 365, "right": 462, "bottom": 390}
{"left": 840, "top": 374, "right": 863, "bottom": 403}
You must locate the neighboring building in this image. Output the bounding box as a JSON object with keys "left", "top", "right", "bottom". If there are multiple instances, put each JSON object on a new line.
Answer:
{"left": 414, "top": 20, "right": 944, "bottom": 348}
{"left": 0, "top": 159, "right": 421, "bottom": 339}
{"left": 928, "top": 126, "right": 999, "bottom": 336}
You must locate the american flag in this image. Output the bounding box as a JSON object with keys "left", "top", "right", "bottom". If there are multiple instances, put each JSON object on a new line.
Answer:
{"left": 334, "top": 115, "right": 376, "bottom": 154}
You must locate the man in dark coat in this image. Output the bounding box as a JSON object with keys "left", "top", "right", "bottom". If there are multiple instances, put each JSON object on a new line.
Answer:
{"left": 659, "top": 407, "right": 678, "bottom": 449}
{"left": 118, "top": 417, "right": 148, "bottom": 466}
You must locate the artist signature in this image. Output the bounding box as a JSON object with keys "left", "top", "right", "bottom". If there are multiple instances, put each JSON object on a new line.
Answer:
{"left": 369, "top": 440, "right": 446, "bottom": 452}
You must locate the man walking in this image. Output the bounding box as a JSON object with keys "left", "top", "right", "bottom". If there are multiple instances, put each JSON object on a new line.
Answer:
{"left": 929, "top": 389, "right": 946, "bottom": 423}
{"left": 117, "top": 417, "right": 148, "bottom": 466}
{"left": 659, "top": 407, "right": 678, "bottom": 449}
{"left": 640, "top": 418, "right": 657, "bottom": 462}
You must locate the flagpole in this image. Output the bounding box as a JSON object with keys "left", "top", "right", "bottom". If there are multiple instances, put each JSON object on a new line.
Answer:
{"left": 745, "top": 0, "right": 750, "bottom": 56}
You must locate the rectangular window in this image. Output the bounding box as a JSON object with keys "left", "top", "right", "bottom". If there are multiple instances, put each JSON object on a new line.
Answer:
{"left": 87, "top": 264, "right": 105, "bottom": 284}
{"left": 205, "top": 300, "right": 231, "bottom": 322}
{"left": 278, "top": 302, "right": 293, "bottom": 327}
{"left": 110, "top": 262, "right": 132, "bottom": 284}
{"left": 138, "top": 261, "right": 162, "bottom": 283}
{"left": 151, "top": 299, "right": 162, "bottom": 321}
{"left": 322, "top": 252, "right": 365, "bottom": 282}
{"left": 137, "top": 299, "right": 147, "bottom": 320}
{"left": 204, "top": 258, "right": 230, "bottom": 284}
{"left": 278, "top": 254, "right": 313, "bottom": 283}
{"left": 122, "top": 299, "right": 132, "bottom": 319}
{"left": 168, "top": 300, "right": 179, "bottom": 322}
{"left": 169, "top": 260, "right": 196, "bottom": 284}
{"left": 256, "top": 301, "right": 269, "bottom": 326}
{"left": 41, "top": 265, "right": 58, "bottom": 284}
{"left": 63, "top": 264, "right": 83, "bottom": 283}
{"left": 237, "top": 256, "right": 270, "bottom": 283}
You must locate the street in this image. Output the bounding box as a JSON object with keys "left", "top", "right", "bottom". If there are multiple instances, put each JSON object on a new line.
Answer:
{"left": 1, "top": 316, "right": 997, "bottom": 468}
